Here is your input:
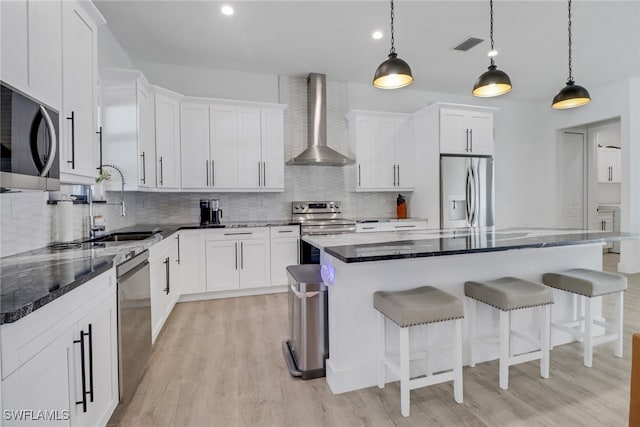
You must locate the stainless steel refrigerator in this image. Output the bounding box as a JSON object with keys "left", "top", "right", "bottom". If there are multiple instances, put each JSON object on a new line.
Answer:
{"left": 440, "top": 155, "right": 495, "bottom": 228}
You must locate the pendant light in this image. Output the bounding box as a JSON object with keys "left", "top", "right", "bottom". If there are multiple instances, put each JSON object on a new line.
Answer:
{"left": 552, "top": 0, "right": 591, "bottom": 109}
{"left": 373, "top": 0, "right": 413, "bottom": 89}
{"left": 472, "top": 0, "right": 512, "bottom": 97}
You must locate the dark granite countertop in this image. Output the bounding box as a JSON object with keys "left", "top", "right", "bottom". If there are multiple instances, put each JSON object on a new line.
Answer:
{"left": 0, "top": 221, "right": 298, "bottom": 324}
{"left": 304, "top": 228, "right": 640, "bottom": 263}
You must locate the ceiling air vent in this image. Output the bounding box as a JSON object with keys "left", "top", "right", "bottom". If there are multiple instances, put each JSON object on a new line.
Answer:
{"left": 453, "top": 37, "right": 484, "bottom": 52}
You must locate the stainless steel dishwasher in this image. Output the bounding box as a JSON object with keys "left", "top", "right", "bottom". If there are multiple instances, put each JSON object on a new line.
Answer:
{"left": 115, "top": 250, "right": 152, "bottom": 405}
{"left": 282, "top": 264, "right": 329, "bottom": 380}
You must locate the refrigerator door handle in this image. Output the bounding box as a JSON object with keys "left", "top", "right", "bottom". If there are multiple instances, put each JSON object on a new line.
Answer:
{"left": 465, "top": 167, "right": 473, "bottom": 225}
{"left": 471, "top": 163, "right": 479, "bottom": 226}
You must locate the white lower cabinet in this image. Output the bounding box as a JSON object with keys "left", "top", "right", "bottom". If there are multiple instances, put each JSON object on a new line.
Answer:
{"left": 178, "top": 231, "right": 204, "bottom": 295}
{"left": 149, "top": 237, "right": 180, "bottom": 343}
{"left": 1, "top": 270, "right": 117, "bottom": 427}
{"left": 204, "top": 228, "right": 270, "bottom": 291}
{"left": 269, "top": 226, "right": 300, "bottom": 286}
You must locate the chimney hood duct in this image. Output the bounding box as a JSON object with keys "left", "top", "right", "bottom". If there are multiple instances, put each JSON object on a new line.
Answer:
{"left": 287, "top": 73, "right": 355, "bottom": 166}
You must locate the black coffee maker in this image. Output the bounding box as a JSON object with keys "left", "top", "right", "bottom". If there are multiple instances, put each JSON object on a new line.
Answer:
{"left": 200, "top": 199, "right": 222, "bottom": 225}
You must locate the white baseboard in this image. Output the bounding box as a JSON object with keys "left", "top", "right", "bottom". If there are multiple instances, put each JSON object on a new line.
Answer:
{"left": 178, "top": 285, "right": 288, "bottom": 303}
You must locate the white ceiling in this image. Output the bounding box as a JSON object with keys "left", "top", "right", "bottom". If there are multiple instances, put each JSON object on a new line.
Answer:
{"left": 94, "top": 1, "right": 640, "bottom": 103}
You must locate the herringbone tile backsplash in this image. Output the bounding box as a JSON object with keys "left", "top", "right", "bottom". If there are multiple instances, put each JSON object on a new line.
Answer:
{"left": 0, "top": 76, "right": 396, "bottom": 257}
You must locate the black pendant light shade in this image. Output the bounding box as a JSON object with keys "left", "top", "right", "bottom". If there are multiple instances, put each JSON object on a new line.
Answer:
{"left": 473, "top": 0, "right": 512, "bottom": 97}
{"left": 373, "top": 0, "right": 413, "bottom": 89}
{"left": 373, "top": 52, "right": 413, "bottom": 89}
{"left": 552, "top": 80, "right": 591, "bottom": 109}
{"left": 472, "top": 64, "right": 512, "bottom": 97}
{"left": 552, "top": 0, "right": 591, "bottom": 109}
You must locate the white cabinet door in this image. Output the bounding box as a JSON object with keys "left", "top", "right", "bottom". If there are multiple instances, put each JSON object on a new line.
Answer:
{"left": 210, "top": 105, "right": 240, "bottom": 189}
{"left": 597, "top": 148, "right": 622, "bottom": 183}
{"left": 61, "top": 0, "right": 99, "bottom": 181}
{"left": 610, "top": 149, "right": 622, "bottom": 182}
{"left": 466, "top": 111, "right": 493, "bottom": 155}
{"left": 354, "top": 116, "right": 378, "bottom": 189}
{"left": 597, "top": 148, "right": 610, "bottom": 182}
{"left": 0, "top": 0, "right": 29, "bottom": 95}
{"left": 440, "top": 108, "right": 494, "bottom": 155}
{"left": 205, "top": 240, "right": 239, "bottom": 291}
{"left": 179, "top": 231, "right": 205, "bottom": 295}
{"left": 71, "top": 294, "right": 117, "bottom": 427}
{"left": 237, "top": 108, "right": 262, "bottom": 189}
{"left": 270, "top": 238, "right": 299, "bottom": 286}
{"left": 238, "top": 239, "right": 269, "bottom": 288}
{"left": 138, "top": 80, "right": 156, "bottom": 188}
{"left": 372, "top": 118, "right": 399, "bottom": 188}
{"left": 395, "top": 117, "right": 415, "bottom": 189}
{"left": 29, "top": 0, "right": 62, "bottom": 110}
{"left": 149, "top": 239, "right": 177, "bottom": 342}
{"left": 261, "top": 108, "right": 285, "bottom": 190}
{"left": 2, "top": 329, "right": 73, "bottom": 427}
{"left": 154, "top": 90, "right": 181, "bottom": 189}
{"left": 181, "top": 103, "right": 210, "bottom": 189}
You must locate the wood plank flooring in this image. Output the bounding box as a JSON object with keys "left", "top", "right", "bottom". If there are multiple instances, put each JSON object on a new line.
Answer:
{"left": 112, "top": 254, "right": 639, "bottom": 426}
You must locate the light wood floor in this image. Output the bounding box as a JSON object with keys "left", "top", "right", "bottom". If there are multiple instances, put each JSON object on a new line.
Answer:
{"left": 113, "top": 254, "right": 639, "bottom": 426}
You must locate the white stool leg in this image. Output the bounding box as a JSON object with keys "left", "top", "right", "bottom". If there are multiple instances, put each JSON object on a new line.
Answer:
{"left": 399, "top": 327, "right": 410, "bottom": 417}
{"left": 377, "top": 311, "right": 386, "bottom": 388}
{"left": 453, "top": 318, "right": 463, "bottom": 403}
{"left": 425, "top": 324, "right": 433, "bottom": 377}
{"left": 584, "top": 296, "right": 593, "bottom": 368}
{"left": 499, "top": 310, "right": 510, "bottom": 390}
{"left": 614, "top": 291, "right": 624, "bottom": 358}
{"left": 541, "top": 304, "right": 551, "bottom": 379}
{"left": 577, "top": 294, "right": 584, "bottom": 342}
{"left": 468, "top": 298, "right": 476, "bottom": 368}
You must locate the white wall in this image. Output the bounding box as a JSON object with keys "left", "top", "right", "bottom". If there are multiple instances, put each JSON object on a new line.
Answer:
{"left": 539, "top": 78, "right": 640, "bottom": 273}
{"left": 134, "top": 61, "right": 279, "bottom": 102}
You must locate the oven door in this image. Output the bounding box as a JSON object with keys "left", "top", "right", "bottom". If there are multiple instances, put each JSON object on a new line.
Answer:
{"left": 0, "top": 83, "right": 60, "bottom": 191}
{"left": 300, "top": 240, "right": 321, "bottom": 264}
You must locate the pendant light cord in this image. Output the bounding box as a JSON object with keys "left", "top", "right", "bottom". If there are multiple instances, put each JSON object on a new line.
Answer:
{"left": 389, "top": 0, "right": 396, "bottom": 55}
{"left": 489, "top": 0, "right": 495, "bottom": 67}
{"left": 567, "top": 0, "right": 573, "bottom": 82}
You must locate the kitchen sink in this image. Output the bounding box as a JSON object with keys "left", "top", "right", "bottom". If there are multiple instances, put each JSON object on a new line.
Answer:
{"left": 85, "top": 232, "right": 157, "bottom": 243}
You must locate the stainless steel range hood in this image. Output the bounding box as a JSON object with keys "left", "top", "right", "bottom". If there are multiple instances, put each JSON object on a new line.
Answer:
{"left": 287, "top": 73, "right": 354, "bottom": 166}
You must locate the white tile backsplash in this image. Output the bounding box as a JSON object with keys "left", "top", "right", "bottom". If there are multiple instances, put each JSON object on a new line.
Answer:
{"left": 1, "top": 76, "right": 397, "bottom": 257}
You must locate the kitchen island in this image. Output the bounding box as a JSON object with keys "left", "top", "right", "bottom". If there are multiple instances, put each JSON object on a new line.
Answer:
{"left": 303, "top": 228, "right": 637, "bottom": 394}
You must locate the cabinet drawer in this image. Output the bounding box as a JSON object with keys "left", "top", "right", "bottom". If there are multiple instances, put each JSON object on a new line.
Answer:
{"left": 270, "top": 225, "right": 300, "bottom": 238}
{"left": 356, "top": 223, "right": 381, "bottom": 232}
{"left": 207, "top": 227, "right": 268, "bottom": 241}
{"left": 380, "top": 220, "right": 428, "bottom": 231}
{"left": 1, "top": 269, "right": 115, "bottom": 379}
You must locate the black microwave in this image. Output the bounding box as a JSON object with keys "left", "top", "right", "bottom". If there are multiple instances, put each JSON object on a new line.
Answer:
{"left": 0, "top": 82, "right": 60, "bottom": 191}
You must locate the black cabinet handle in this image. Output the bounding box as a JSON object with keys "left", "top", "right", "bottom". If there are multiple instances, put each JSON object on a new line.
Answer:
{"left": 397, "top": 164, "right": 400, "bottom": 186}
{"left": 234, "top": 242, "right": 238, "bottom": 270}
{"left": 87, "top": 324, "right": 94, "bottom": 403}
{"left": 212, "top": 161, "right": 215, "bottom": 187}
{"left": 465, "top": 128, "right": 469, "bottom": 152}
{"left": 393, "top": 165, "right": 396, "bottom": 186}
{"left": 240, "top": 241, "right": 244, "bottom": 269}
{"left": 263, "top": 161, "right": 266, "bottom": 187}
{"left": 206, "top": 160, "right": 209, "bottom": 186}
{"left": 470, "top": 128, "right": 473, "bottom": 152}
{"left": 140, "top": 152, "right": 146, "bottom": 184}
{"left": 96, "top": 127, "right": 103, "bottom": 171}
{"left": 358, "top": 164, "right": 361, "bottom": 186}
{"left": 159, "top": 157, "right": 164, "bottom": 186}
{"left": 164, "top": 257, "right": 170, "bottom": 294}
{"left": 66, "top": 111, "right": 75, "bottom": 169}
{"left": 74, "top": 329, "right": 88, "bottom": 413}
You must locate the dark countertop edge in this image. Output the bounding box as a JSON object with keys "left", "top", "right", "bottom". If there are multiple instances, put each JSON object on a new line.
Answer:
{"left": 0, "top": 259, "right": 114, "bottom": 325}
{"left": 323, "top": 237, "right": 629, "bottom": 264}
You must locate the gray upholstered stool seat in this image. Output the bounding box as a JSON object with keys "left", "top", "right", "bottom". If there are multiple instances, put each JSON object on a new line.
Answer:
{"left": 465, "top": 277, "right": 553, "bottom": 390}
{"left": 542, "top": 268, "right": 627, "bottom": 367}
{"left": 542, "top": 268, "right": 627, "bottom": 297}
{"left": 465, "top": 277, "right": 554, "bottom": 310}
{"left": 374, "top": 286, "right": 464, "bottom": 327}
{"left": 374, "top": 286, "right": 464, "bottom": 417}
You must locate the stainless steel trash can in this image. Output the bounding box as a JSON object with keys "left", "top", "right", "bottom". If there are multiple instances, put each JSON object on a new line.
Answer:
{"left": 282, "top": 264, "right": 328, "bottom": 380}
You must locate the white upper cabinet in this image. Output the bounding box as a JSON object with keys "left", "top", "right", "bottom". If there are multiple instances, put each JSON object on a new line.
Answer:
{"left": 60, "top": 0, "right": 104, "bottom": 183}
{"left": 1, "top": 0, "right": 62, "bottom": 110}
{"left": 347, "top": 111, "right": 415, "bottom": 191}
{"left": 101, "top": 69, "right": 156, "bottom": 190}
{"left": 597, "top": 147, "right": 622, "bottom": 183}
{"left": 440, "top": 107, "right": 494, "bottom": 155}
{"left": 154, "top": 87, "right": 182, "bottom": 189}
{"left": 180, "top": 102, "right": 211, "bottom": 189}
{"left": 181, "top": 100, "right": 286, "bottom": 192}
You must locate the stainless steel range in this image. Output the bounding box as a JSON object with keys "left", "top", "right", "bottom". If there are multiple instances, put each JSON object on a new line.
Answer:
{"left": 292, "top": 201, "right": 356, "bottom": 235}
{"left": 293, "top": 201, "right": 355, "bottom": 264}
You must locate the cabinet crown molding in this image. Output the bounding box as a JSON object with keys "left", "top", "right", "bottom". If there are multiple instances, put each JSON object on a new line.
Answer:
{"left": 414, "top": 102, "right": 499, "bottom": 117}
{"left": 183, "top": 95, "right": 287, "bottom": 110}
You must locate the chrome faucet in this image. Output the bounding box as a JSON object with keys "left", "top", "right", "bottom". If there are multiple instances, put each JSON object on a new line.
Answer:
{"left": 88, "top": 164, "right": 126, "bottom": 238}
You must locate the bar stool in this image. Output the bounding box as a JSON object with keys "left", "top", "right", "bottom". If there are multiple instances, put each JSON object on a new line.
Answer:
{"left": 465, "top": 277, "right": 554, "bottom": 390}
{"left": 542, "top": 268, "right": 627, "bottom": 367}
{"left": 374, "top": 286, "right": 464, "bottom": 417}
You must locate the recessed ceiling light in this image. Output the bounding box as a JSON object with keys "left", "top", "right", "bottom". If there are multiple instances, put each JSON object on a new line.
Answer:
{"left": 221, "top": 5, "right": 234, "bottom": 16}
{"left": 372, "top": 31, "right": 383, "bottom": 40}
